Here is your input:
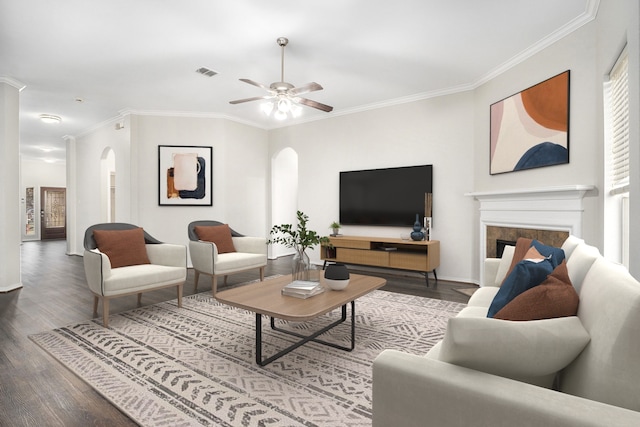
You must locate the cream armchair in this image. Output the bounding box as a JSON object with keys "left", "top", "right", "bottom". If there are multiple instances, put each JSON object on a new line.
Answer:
{"left": 83, "top": 223, "right": 187, "bottom": 327}
{"left": 188, "top": 220, "right": 267, "bottom": 295}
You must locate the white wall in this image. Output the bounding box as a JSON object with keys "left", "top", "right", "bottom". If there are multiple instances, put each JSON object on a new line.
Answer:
{"left": 69, "top": 0, "right": 638, "bottom": 282}
{"left": 74, "top": 116, "right": 132, "bottom": 252}
{"left": 268, "top": 92, "right": 476, "bottom": 283}
{"left": 473, "top": 18, "right": 601, "bottom": 248}
{"left": 71, "top": 114, "right": 269, "bottom": 258}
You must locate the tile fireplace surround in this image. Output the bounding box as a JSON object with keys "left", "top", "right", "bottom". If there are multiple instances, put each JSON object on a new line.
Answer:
{"left": 467, "top": 185, "right": 595, "bottom": 286}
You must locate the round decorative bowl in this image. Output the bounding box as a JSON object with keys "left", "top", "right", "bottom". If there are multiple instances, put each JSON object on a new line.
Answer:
{"left": 324, "top": 263, "right": 350, "bottom": 291}
{"left": 324, "top": 278, "right": 350, "bottom": 290}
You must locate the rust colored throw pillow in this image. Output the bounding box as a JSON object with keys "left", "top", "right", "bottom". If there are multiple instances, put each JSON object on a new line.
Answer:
{"left": 194, "top": 224, "right": 237, "bottom": 254}
{"left": 494, "top": 260, "right": 579, "bottom": 321}
{"left": 92, "top": 227, "right": 151, "bottom": 268}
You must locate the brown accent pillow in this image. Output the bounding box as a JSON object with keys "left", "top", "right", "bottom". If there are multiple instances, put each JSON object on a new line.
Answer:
{"left": 494, "top": 260, "right": 579, "bottom": 321}
{"left": 92, "top": 228, "right": 151, "bottom": 268}
{"left": 501, "top": 237, "right": 534, "bottom": 285}
{"left": 194, "top": 224, "right": 237, "bottom": 254}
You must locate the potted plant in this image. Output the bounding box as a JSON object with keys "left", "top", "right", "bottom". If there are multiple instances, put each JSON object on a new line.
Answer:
{"left": 330, "top": 221, "right": 341, "bottom": 236}
{"left": 268, "top": 211, "right": 329, "bottom": 280}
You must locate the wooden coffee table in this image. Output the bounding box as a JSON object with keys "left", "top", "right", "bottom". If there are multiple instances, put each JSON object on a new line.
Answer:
{"left": 215, "top": 273, "right": 386, "bottom": 366}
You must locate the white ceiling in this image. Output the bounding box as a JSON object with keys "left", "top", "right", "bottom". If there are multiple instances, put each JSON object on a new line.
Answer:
{"left": 1, "top": 0, "right": 594, "bottom": 163}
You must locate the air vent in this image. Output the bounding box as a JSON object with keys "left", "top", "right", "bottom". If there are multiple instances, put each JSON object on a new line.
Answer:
{"left": 196, "top": 67, "right": 218, "bottom": 77}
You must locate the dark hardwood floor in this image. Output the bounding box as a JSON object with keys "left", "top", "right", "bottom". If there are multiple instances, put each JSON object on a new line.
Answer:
{"left": 0, "top": 240, "right": 474, "bottom": 426}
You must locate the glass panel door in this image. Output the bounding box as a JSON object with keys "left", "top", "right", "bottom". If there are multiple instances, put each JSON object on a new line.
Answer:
{"left": 40, "top": 187, "right": 66, "bottom": 240}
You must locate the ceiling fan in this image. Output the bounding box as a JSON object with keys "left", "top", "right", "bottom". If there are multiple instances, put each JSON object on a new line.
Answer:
{"left": 229, "top": 37, "right": 333, "bottom": 119}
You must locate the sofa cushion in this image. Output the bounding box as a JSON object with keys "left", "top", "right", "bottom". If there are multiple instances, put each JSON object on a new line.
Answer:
{"left": 103, "top": 264, "right": 186, "bottom": 296}
{"left": 92, "top": 228, "right": 150, "bottom": 268}
{"left": 214, "top": 252, "right": 267, "bottom": 274}
{"left": 456, "top": 306, "right": 490, "bottom": 318}
{"left": 560, "top": 257, "right": 640, "bottom": 412}
{"left": 195, "top": 224, "right": 237, "bottom": 254}
{"left": 565, "top": 242, "right": 600, "bottom": 293}
{"left": 494, "top": 245, "right": 515, "bottom": 286}
{"left": 561, "top": 235, "right": 584, "bottom": 260}
{"left": 502, "top": 238, "right": 534, "bottom": 284}
{"left": 487, "top": 257, "right": 555, "bottom": 317}
{"left": 494, "top": 260, "right": 579, "bottom": 321}
{"left": 438, "top": 316, "right": 590, "bottom": 387}
{"left": 467, "top": 286, "right": 500, "bottom": 308}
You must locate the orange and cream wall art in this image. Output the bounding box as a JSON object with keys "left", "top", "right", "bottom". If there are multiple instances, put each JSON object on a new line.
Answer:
{"left": 490, "top": 71, "right": 570, "bottom": 175}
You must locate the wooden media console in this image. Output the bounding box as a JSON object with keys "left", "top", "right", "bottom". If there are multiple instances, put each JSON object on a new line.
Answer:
{"left": 321, "top": 236, "right": 440, "bottom": 286}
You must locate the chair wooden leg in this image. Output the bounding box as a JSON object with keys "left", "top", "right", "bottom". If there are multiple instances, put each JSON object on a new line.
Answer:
{"left": 177, "top": 284, "right": 183, "bottom": 308}
{"left": 102, "top": 297, "right": 110, "bottom": 328}
{"left": 137, "top": 293, "right": 142, "bottom": 307}
{"left": 93, "top": 296, "right": 99, "bottom": 316}
{"left": 259, "top": 266, "right": 265, "bottom": 282}
{"left": 212, "top": 275, "right": 218, "bottom": 296}
{"left": 194, "top": 270, "right": 200, "bottom": 291}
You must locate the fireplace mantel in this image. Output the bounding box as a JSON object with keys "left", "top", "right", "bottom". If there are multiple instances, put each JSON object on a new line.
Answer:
{"left": 467, "top": 185, "right": 595, "bottom": 203}
{"left": 466, "top": 185, "right": 596, "bottom": 285}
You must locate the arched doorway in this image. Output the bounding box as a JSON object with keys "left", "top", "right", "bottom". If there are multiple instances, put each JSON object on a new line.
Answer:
{"left": 270, "top": 147, "right": 298, "bottom": 259}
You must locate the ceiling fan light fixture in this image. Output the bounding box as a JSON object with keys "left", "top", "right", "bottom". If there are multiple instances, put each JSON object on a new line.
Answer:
{"left": 290, "top": 103, "right": 302, "bottom": 118}
{"left": 277, "top": 97, "right": 291, "bottom": 113}
{"left": 260, "top": 102, "right": 274, "bottom": 115}
{"left": 274, "top": 109, "right": 288, "bottom": 120}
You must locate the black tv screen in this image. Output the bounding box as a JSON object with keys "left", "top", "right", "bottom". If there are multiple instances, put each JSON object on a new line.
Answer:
{"left": 339, "top": 165, "right": 433, "bottom": 227}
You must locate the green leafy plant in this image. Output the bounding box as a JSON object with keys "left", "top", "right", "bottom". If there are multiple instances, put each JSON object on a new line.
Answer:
{"left": 330, "top": 221, "right": 341, "bottom": 229}
{"left": 268, "top": 211, "right": 329, "bottom": 252}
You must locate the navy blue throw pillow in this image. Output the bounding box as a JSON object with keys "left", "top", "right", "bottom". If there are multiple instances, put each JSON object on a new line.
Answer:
{"left": 487, "top": 258, "right": 555, "bottom": 318}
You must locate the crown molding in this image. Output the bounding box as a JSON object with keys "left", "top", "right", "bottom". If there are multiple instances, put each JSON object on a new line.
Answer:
{"left": 0, "top": 76, "right": 26, "bottom": 91}
{"left": 473, "top": 0, "right": 600, "bottom": 88}
{"left": 69, "top": 1, "right": 602, "bottom": 136}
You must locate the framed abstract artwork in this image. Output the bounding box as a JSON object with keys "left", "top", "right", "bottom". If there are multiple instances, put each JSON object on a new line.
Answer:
{"left": 158, "top": 145, "right": 212, "bottom": 206}
{"left": 490, "top": 70, "right": 570, "bottom": 175}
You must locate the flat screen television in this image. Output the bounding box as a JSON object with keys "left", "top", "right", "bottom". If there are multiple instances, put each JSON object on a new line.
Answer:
{"left": 339, "top": 165, "right": 433, "bottom": 227}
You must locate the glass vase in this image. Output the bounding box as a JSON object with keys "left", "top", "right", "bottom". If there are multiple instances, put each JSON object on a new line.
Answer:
{"left": 291, "top": 247, "right": 311, "bottom": 281}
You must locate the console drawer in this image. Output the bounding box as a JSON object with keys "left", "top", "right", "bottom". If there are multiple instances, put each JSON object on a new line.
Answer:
{"left": 337, "top": 248, "right": 389, "bottom": 266}
{"left": 330, "top": 238, "right": 372, "bottom": 249}
{"left": 389, "top": 252, "right": 428, "bottom": 271}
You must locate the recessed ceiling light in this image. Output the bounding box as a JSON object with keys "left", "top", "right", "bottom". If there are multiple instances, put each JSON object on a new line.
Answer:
{"left": 39, "top": 114, "right": 62, "bottom": 124}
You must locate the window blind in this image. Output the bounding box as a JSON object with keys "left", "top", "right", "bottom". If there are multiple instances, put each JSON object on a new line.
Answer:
{"left": 610, "top": 48, "right": 629, "bottom": 190}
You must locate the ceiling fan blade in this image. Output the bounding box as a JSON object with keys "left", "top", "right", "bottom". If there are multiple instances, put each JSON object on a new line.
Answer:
{"left": 239, "top": 78, "right": 271, "bottom": 91}
{"left": 296, "top": 97, "right": 333, "bottom": 112}
{"left": 289, "top": 82, "right": 323, "bottom": 96}
{"left": 229, "top": 95, "right": 272, "bottom": 105}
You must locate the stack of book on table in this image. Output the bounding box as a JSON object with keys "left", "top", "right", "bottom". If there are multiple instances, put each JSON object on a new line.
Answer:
{"left": 282, "top": 280, "right": 325, "bottom": 299}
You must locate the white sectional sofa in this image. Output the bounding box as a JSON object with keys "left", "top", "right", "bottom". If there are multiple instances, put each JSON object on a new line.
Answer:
{"left": 373, "top": 236, "right": 640, "bottom": 426}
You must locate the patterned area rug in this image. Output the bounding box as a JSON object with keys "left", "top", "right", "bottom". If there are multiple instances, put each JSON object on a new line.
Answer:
{"left": 30, "top": 287, "right": 465, "bottom": 426}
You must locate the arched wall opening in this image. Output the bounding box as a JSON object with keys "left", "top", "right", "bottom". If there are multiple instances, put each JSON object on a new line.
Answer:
{"left": 270, "top": 147, "right": 298, "bottom": 259}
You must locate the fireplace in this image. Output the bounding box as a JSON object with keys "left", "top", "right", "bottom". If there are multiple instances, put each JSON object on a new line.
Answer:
{"left": 467, "top": 185, "right": 594, "bottom": 285}
{"left": 488, "top": 227, "right": 569, "bottom": 258}
{"left": 496, "top": 239, "right": 516, "bottom": 258}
